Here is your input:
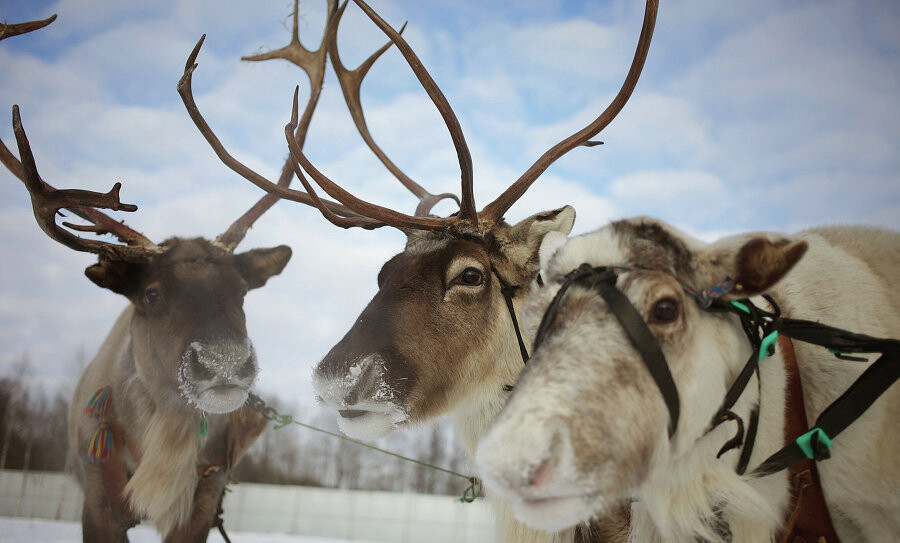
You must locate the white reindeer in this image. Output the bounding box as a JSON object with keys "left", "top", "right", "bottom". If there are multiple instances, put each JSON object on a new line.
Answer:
{"left": 477, "top": 216, "right": 900, "bottom": 542}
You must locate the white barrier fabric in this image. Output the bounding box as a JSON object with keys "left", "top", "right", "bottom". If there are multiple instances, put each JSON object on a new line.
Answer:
{"left": 0, "top": 470, "right": 495, "bottom": 543}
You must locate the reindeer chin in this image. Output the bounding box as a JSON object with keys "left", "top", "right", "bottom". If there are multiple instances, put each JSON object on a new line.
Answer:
{"left": 511, "top": 494, "right": 597, "bottom": 533}
{"left": 336, "top": 405, "right": 408, "bottom": 441}
{"left": 195, "top": 385, "right": 249, "bottom": 414}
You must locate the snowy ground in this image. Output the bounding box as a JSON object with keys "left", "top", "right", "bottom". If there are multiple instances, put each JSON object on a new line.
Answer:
{"left": 0, "top": 517, "right": 375, "bottom": 543}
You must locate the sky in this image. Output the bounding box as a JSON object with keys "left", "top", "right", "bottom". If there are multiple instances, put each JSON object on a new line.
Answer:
{"left": 1, "top": 0, "right": 898, "bottom": 411}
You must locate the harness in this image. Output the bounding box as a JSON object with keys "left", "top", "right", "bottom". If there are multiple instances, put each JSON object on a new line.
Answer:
{"left": 532, "top": 263, "right": 900, "bottom": 538}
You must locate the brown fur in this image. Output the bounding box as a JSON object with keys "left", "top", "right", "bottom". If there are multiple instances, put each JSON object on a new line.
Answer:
{"left": 314, "top": 206, "right": 581, "bottom": 542}
{"left": 68, "top": 237, "right": 289, "bottom": 541}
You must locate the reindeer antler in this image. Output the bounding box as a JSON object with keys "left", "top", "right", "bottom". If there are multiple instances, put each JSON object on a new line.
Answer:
{"left": 284, "top": 0, "right": 656, "bottom": 233}
{"left": 328, "top": 1, "right": 460, "bottom": 217}
{"left": 0, "top": 14, "right": 57, "bottom": 42}
{"left": 481, "top": 0, "right": 658, "bottom": 223}
{"left": 1, "top": 106, "right": 161, "bottom": 261}
{"left": 281, "top": 0, "right": 478, "bottom": 231}
{"left": 178, "top": 0, "right": 372, "bottom": 251}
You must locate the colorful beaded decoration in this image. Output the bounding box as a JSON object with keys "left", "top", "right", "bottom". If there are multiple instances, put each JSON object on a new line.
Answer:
{"left": 83, "top": 386, "right": 114, "bottom": 464}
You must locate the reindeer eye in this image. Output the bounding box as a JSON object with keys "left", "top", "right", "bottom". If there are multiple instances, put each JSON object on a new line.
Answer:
{"left": 457, "top": 267, "right": 484, "bottom": 286}
{"left": 652, "top": 297, "right": 679, "bottom": 323}
{"left": 144, "top": 287, "right": 161, "bottom": 308}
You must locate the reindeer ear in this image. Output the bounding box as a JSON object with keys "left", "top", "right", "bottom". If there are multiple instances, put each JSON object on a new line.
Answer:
{"left": 84, "top": 260, "right": 143, "bottom": 296}
{"left": 695, "top": 233, "right": 808, "bottom": 297}
{"left": 500, "top": 205, "right": 576, "bottom": 282}
{"left": 235, "top": 245, "right": 292, "bottom": 290}
{"left": 507, "top": 205, "right": 575, "bottom": 262}
{"left": 732, "top": 237, "right": 808, "bottom": 295}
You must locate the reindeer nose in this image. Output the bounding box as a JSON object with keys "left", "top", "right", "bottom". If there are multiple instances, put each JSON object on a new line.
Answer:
{"left": 527, "top": 457, "right": 555, "bottom": 490}
{"left": 512, "top": 425, "right": 567, "bottom": 495}
{"left": 185, "top": 339, "right": 256, "bottom": 381}
{"left": 341, "top": 355, "right": 380, "bottom": 406}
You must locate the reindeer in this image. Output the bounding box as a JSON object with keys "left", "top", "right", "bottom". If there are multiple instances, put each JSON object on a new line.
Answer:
{"left": 0, "top": 102, "right": 290, "bottom": 539}
{"left": 476, "top": 217, "right": 900, "bottom": 542}
{"left": 217, "top": 1, "right": 657, "bottom": 541}
{"left": 0, "top": 9, "right": 360, "bottom": 541}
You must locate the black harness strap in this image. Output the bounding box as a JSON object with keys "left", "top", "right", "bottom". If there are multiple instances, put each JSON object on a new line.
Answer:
{"left": 597, "top": 279, "right": 680, "bottom": 438}
{"left": 752, "top": 319, "right": 900, "bottom": 477}
{"left": 532, "top": 261, "right": 900, "bottom": 485}
{"left": 534, "top": 264, "right": 680, "bottom": 437}
{"left": 491, "top": 266, "right": 531, "bottom": 366}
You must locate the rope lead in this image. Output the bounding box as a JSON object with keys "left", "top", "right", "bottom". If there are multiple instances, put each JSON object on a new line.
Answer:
{"left": 246, "top": 393, "right": 483, "bottom": 503}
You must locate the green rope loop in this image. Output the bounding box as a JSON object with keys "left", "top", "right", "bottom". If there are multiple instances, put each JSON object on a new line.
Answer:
{"left": 460, "top": 477, "right": 482, "bottom": 503}
{"left": 271, "top": 413, "right": 294, "bottom": 430}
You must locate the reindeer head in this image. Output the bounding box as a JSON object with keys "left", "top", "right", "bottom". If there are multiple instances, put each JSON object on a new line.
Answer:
{"left": 231, "top": 0, "right": 658, "bottom": 442}
{"left": 475, "top": 217, "right": 807, "bottom": 531}
{"left": 1, "top": 106, "right": 291, "bottom": 415}
{"left": 314, "top": 207, "right": 575, "bottom": 440}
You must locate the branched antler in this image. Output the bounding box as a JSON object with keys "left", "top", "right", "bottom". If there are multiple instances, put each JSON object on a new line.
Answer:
{"left": 328, "top": 1, "right": 459, "bottom": 217}
{"left": 177, "top": 0, "right": 387, "bottom": 250}
{"left": 177, "top": 32, "right": 362, "bottom": 250}
{"left": 1, "top": 106, "right": 160, "bottom": 261}
{"left": 282, "top": 0, "right": 656, "bottom": 234}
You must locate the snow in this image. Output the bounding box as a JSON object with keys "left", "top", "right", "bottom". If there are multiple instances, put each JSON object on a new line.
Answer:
{"left": 0, "top": 517, "right": 376, "bottom": 543}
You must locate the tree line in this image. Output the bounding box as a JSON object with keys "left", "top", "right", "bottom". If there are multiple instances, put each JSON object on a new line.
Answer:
{"left": 0, "top": 355, "right": 472, "bottom": 497}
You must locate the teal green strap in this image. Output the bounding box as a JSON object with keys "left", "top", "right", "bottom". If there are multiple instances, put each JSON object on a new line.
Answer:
{"left": 730, "top": 300, "right": 751, "bottom": 314}
{"left": 758, "top": 330, "right": 779, "bottom": 361}
{"left": 796, "top": 428, "right": 833, "bottom": 460}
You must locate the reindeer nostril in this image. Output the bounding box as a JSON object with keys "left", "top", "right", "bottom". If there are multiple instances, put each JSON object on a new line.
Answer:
{"left": 236, "top": 355, "right": 256, "bottom": 379}
{"left": 344, "top": 388, "right": 359, "bottom": 406}
{"left": 190, "top": 348, "right": 216, "bottom": 381}
{"left": 528, "top": 458, "right": 554, "bottom": 490}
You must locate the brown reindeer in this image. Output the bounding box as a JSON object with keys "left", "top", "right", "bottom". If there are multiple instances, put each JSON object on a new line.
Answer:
{"left": 1, "top": 102, "right": 290, "bottom": 539}
{"left": 0, "top": 10, "right": 357, "bottom": 541}
{"left": 224, "top": 1, "right": 657, "bottom": 541}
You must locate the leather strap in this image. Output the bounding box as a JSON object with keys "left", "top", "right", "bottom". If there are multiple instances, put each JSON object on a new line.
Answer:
{"left": 777, "top": 334, "right": 841, "bottom": 543}
{"left": 100, "top": 419, "right": 139, "bottom": 525}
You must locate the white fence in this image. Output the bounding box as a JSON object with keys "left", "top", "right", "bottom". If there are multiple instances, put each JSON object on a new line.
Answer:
{"left": 0, "top": 470, "right": 495, "bottom": 542}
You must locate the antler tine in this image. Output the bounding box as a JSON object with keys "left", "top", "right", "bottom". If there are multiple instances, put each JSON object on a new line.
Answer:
{"left": 0, "top": 14, "right": 57, "bottom": 42}
{"left": 285, "top": 88, "right": 384, "bottom": 230}
{"left": 2, "top": 106, "right": 160, "bottom": 261}
{"left": 328, "top": 1, "right": 460, "bottom": 218}
{"left": 285, "top": 88, "right": 452, "bottom": 230}
{"left": 351, "top": 0, "right": 476, "bottom": 226}
{"left": 177, "top": 33, "right": 365, "bottom": 250}
{"left": 217, "top": 0, "right": 333, "bottom": 251}
{"left": 480, "top": 0, "right": 658, "bottom": 223}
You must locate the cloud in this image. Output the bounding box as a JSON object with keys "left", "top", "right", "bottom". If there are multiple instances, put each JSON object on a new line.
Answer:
{"left": 1, "top": 0, "right": 898, "bottom": 406}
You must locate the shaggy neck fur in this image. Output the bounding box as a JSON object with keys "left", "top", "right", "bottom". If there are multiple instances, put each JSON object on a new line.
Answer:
{"left": 453, "top": 294, "right": 578, "bottom": 543}
{"left": 124, "top": 409, "right": 200, "bottom": 535}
